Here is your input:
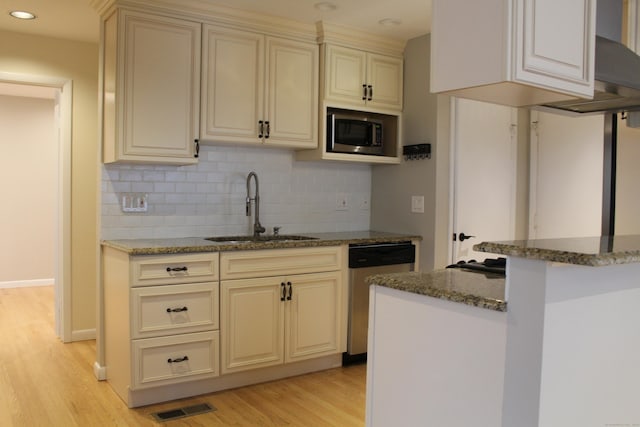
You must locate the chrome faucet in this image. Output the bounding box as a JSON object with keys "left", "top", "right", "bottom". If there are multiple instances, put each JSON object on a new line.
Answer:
{"left": 246, "top": 171, "right": 266, "bottom": 237}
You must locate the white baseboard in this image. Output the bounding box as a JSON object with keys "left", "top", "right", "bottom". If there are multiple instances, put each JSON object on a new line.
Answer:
{"left": 71, "top": 328, "right": 96, "bottom": 341}
{"left": 0, "top": 279, "right": 54, "bottom": 289}
{"left": 94, "top": 362, "right": 107, "bottom": 381}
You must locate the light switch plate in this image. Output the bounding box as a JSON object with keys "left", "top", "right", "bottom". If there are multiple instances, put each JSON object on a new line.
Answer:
{"left": 411, "top": 195, "right": 424, "bottom": 213}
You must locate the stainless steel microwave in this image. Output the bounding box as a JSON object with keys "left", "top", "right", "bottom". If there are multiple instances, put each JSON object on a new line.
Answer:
{"left": 327, "top": 112, "right": 384, "bottom": 155}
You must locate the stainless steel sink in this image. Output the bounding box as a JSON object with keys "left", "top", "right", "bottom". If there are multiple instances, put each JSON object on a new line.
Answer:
{"left": 205, "top": 235, "right": 318, "bottom": 244}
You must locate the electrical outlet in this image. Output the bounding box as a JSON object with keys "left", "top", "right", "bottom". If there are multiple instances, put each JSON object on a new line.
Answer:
{"left": 336, "top": 193, "right": 349, "bottom": 211}
{"left": 360, "top": 196, "right": 370, "bottom": 210}
{"left": 411, "top": 195, "right": 424, "bottom": 213}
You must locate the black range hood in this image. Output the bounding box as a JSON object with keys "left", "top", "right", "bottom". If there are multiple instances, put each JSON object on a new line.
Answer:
{"left": 541, "top": 36, "right": 640, "bottom": 114}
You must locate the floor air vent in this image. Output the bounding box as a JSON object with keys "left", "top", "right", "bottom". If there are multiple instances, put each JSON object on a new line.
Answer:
{"left": 152, "top": 403, "right": 216, "bottom": 422}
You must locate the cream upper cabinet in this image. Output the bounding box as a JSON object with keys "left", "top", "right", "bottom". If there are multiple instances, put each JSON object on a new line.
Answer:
{"left": 430, "top": 0, "right": 596, "bottom": 107}
{"left": 323, "top": 44, "right": 403, "bottom": 111}
{"left": 201, "top": 25, "right": 318, "bottom": 148}
{"left": 101, "top": 9, "right": 201, "bottom": 164}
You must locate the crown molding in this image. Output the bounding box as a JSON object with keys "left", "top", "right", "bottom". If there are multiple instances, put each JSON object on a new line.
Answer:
{"left": 90, "top": 0, "right": 317, "bottom": 42}
{"left": 316, "top": 21, "right": 406, "bottom": 56}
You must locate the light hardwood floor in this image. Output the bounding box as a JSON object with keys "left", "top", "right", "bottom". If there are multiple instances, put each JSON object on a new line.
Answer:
{"left": 0, "top": 286, "right": 366, "bottom": 426}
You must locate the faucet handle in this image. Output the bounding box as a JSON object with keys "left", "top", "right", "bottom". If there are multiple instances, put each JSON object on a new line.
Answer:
{"left": 273, "top": 226, "right": 281, "bottom": 236}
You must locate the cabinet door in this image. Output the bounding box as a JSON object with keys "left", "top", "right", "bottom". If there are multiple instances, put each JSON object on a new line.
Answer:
{"left": 200, "top": 26, "right": 264, "bottom": 144}
{"left": 265, "top": 37, "right": 319, "bottom": 148}
{"left": 221, "top": 277, "right": 284, "bottom": 374}
{"left": 324, "top": 44, "right": 367, "bottom": 106}
{"left": 514, "top": 0, "right": 595, "bottom": 96}
{"left": 367, "top": 53, "right": 403, "bottom": 110}
{"left": 111, "top": 11, "right": 200, "bottom": 163}
{"left": 286, "top": 271, "right": 341, "bottom": 362}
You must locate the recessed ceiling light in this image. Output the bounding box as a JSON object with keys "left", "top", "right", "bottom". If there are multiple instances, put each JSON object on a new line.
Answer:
{"left": 314, "top": 2, "right": 338, "bottom": 12}
{"left": 378, "top": 18, "right": 402, "bottom": 27}
{"left": 9, "top": 10, "right": 36, "bottom": 20}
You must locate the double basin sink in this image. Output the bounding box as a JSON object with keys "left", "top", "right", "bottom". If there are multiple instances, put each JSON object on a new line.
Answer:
{"left": 205, "top": 235, "right": 318, "bottom": 244}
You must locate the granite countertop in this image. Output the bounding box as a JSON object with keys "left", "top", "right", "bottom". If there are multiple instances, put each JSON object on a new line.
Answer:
{"left": 474, "top": 235, "right": 640, "bottom": 267}
{"left": 101, "top": 230, "right": 421, "bottom": 255}
{"left": 366, "top": 269, "right": 507, "bottom": 312}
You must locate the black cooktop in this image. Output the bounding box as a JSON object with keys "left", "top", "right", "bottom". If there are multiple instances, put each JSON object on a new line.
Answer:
{"left": 446, "top": 257, "right": 506, "bottom": 276}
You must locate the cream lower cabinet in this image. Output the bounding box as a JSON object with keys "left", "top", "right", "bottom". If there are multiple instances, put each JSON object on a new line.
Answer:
{"left": 102, "top": 248, "right": 220, "bottom": 407}
{"left": 200, "top": 25, "right": 318, "bottom": 148}
{"left": 220, "top": 247, "right": 345, "bottom": 374}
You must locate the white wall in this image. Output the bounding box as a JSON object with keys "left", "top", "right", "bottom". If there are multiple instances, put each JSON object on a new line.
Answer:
{"left": 101, "top": 145, "right": 372, "bottom": 239}
{"left": 615, "top": 115, "right": 640, "bottom": 234}
{"left": 529, "top": 111, "right": 604, "bottom": 239}
{"left": 0, "top": 94, "right": 56, "bottom": 284}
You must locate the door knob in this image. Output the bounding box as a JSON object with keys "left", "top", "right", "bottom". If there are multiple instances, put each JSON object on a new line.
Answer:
{"left": 459, "top": 232, "right": 475, "bottom": 242}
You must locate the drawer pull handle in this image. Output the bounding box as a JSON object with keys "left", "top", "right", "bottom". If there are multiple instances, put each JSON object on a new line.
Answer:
{"left": 166, "top": 306, "right": 188, "bottom": 313}
{"left": 167, "top": 356, "right": 189, "bottom": 364}
{"left": 166, "top": 266, "right": 188, "bottom": 272}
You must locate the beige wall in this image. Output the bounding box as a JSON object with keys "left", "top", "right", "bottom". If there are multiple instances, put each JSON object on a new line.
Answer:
{"left": 371, "top": 34, "right": 450, "bottom": 271}
{"left": 0, "top": 30, "right": 99, "bottom": 334}
{"left": 0, "top": 95, "right": 56, "bottom": 283}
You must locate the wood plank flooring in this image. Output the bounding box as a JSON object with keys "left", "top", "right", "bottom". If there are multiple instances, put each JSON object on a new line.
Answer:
{"left": 0, "top": 286, "right": 366, "bottom": 426}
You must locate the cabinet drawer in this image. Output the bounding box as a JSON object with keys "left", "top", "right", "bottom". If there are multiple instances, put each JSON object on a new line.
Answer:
{"left": 131, "top": 253, "right": 219, "bottom": 286}
{"left": 131, "top": 331, "right": 219, "bottom": 390}
{"left": 131, "top": 282, "right": 219, "bottom": 339}
{"left": 220, "top": 246, "right": 343, "bottom": 280}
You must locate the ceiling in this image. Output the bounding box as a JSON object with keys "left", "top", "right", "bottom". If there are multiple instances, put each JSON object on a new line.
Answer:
{"left": 0, "top": 0, "right": 432, "bottom": 44}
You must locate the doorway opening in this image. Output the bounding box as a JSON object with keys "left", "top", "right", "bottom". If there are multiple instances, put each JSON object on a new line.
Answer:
{"left": 0, "top": 73, "right": 72, "bottom": 342}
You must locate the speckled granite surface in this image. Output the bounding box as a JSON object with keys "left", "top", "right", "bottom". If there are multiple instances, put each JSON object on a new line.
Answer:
{"left": 366, "top": 269, "right": 507, "bottom": 312}
{"left": 475, "top": 235, "right": 640, "bottom": 267}
{"left": 101, "top": 231, "right": 421, "bottom": 255}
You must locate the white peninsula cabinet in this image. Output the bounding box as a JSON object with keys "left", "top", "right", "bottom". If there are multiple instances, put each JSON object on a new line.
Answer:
{"left": 323, "top": 44, "right": 403, "bottom": 112}
{"left": 220, "top": 246, "right": 346, "bottom": 374}
{"left": 101, "top": 9, "right": 201, "bottom": 164}
{"left": 200, "top": 25, "right": 318, "bottom": 148}
{"left": 431, "top": 0, "right": 596, "bottom": 107}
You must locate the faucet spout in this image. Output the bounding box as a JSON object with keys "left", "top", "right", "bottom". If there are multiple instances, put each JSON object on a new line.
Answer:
{"left": 246, "top": 172, "right": 266, "bottom": 237}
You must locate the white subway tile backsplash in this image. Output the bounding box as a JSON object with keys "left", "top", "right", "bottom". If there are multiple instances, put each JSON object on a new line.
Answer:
{"left": 101, "top": 145, "right": 371, "bottom": 240}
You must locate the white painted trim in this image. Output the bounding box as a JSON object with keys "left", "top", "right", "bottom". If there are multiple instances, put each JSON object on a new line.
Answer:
{"left": 0, "top": 72, "right": 73, "bottom": 343}
{"left": 94, "top": 362, "right": 107, "bottom": 381}
{"left": 72, "top": 328, "right": 97, "bottom": 341}
{"left": 528, "top": 110, "right": 540, "bottom": 239}
{"left": 628, "top": 0, "right": 639, "bottom": 53}
{"left": 448, "top": 97, "right": 459, "bottom": 265}
{"left": 0, "top": 279, "right": 54, "bottom": 289}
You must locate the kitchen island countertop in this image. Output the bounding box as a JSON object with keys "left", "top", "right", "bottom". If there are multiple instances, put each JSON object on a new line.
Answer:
{"left": 474, "top": 234, "right": 640, "bottom": 266}
{"left": 101, "top": 230, "right": 422, "bottom": 255}
{"left": 366, "top": 269, "right": 506, "bottom": 312}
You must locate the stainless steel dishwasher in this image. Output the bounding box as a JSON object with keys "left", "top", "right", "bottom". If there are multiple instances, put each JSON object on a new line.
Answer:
{"left": 344, "top": 241, "right": 416, "bottom": 364}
